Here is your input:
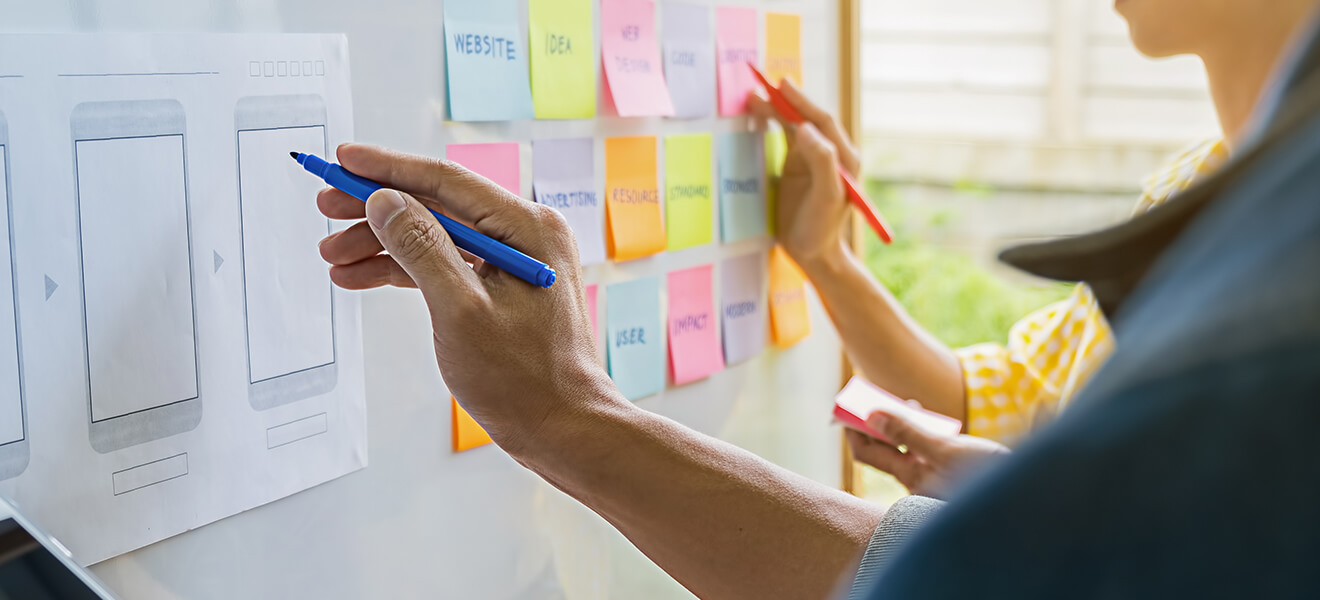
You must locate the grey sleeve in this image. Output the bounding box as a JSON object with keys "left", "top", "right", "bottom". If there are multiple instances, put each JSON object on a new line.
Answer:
{"left": 848, "top": 495, "right": 945, "bottom": 600}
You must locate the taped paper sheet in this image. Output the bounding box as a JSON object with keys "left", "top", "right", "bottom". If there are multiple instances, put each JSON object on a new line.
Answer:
{"left": 0, "top": 33, "right": 366, "bottom": 565}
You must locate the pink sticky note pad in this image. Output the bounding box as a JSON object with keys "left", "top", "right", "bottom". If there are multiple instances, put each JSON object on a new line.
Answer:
{"left": 833, "top": 377, "right": 963, "bottom": 444}
{"left": 601, "top": 0, "right": 675, "bottom": 117}
{"left": 716, "top": 6, "right": 758, "bottom": 116}
{"left": 667, "top": 265, "right": 725, "bottom": 385}
{"left": 446, "top": 142, "right": 520, "bottom": 193}
{"left": 586, "top": 284, "right": 600, "bottom": 343}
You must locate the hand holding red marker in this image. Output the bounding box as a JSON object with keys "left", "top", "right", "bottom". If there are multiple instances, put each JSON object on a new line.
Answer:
{"left": 748, "top": 63, "right": 894, "bottom": 244}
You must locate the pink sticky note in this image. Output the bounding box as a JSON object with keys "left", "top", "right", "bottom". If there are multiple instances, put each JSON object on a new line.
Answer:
{"left": 833, "top": 377, "right": 963, "bottom": 444}
{"left": 667, "top": 265, "right": 725, "bottom": 385}
{"left": 715, "top": 6, "right": 759, "bottom": 116}
{"left": 586, "top": 283, "right": 600, "bottom": 343}
{"left": 601, "top": 0, "right": 675, "bottom": 116}
{"left": 446, "top": 142, "right": 520, "bottom": 193}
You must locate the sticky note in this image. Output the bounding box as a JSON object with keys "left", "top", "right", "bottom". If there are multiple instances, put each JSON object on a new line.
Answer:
{"left": 447, "top": 142, "right": 520, "bottom": 193}
{"left": 715, "top": 6, "right": 759, "bottom": 116}
{"left": 764, "top": 129, "right": 788, "bottom": 236}
{"left": 834, "top": 377, "right": 963, "bottom": 444}
{"left": 605, "top": 136, "right": 665, "bottom": 261}
{"left": 721, "top": 253, "right": 766, "bottom": 364}
{"left": 764, "top": 12, "right": 802, "bottom": 86}
{"left": 667, "top": 265, "right": 724, "bottom": 385}
{"left": 662, "top": 2, "right": 715, "bottom": 119}
{"left": 664, "top": 133, "right": 714, "bottom": 251}
{"left": 533, "top": 138, "right": 604, "bottom": 266}
{"left": 601, "top": 0, "right": 675, "bottom": 117}
{"left": 607, "top": 277, "right": 664, "bottom": 401}
{"left": 443, "top": 0, "right": 536, "bottom": 121}
{"left": 452, "top": 397, "right": 494, "bottom": 452}
{"left": 586, "top": 283, "right": 600, "bottom": 344}
{"left": 529, "top": 0, "right": 596, "bottom": 119}
{"left": 719, "top": 131, "right": 767, "bottom": 242}
{"left": 768, "top": 245, "right": 810, "bottom": 348}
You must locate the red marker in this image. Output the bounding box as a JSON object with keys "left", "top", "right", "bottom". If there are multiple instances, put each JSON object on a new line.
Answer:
{"left": 748, "top": 63, "right": 894, "bottom": 244}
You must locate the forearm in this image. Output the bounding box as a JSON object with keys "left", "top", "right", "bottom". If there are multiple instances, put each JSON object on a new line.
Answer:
{"left": 514, "top": 386, "right": 887, "bottom": 600}
{"left": 800, "top": 240, "right": 966, "bottom": 422}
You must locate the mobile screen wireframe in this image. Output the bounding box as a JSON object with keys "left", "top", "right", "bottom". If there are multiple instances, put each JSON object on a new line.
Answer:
{"left": 235, "top": 95, "right": 337, "bottom": 410}
{"left": 71, "top": 100, "right": 202, "bottom": 453}
{"left": 0, "top": 112, "right": 28, "bottom": 478}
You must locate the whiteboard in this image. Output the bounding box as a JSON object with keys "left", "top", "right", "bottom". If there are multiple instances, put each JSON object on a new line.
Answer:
{"left": 0, "top": 1, "right": 843, "bottom": 598}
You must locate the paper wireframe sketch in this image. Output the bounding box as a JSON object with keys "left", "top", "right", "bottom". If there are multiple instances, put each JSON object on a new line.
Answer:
{"left": 0, "top": 33, "right": 366, "bottom": 565}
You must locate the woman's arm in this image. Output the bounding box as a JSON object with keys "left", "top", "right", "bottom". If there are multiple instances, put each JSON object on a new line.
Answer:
{"left": 803, "top": 237, "right": 967, "bottom": 422}
{"left": 750, "top": 82, "right": 966, "bottom": 422}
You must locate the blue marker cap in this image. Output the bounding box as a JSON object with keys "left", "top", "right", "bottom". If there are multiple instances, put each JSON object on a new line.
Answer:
{"left": 293, "top": 152, "right": 556, "bottom": 288}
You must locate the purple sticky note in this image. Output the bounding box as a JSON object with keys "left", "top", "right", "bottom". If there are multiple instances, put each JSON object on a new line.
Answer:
{"left": 662, "top": 2, "right": 715, "bottom": 119}
{"left": 533, "top": 138, "right": 605, "bottom": 266}
{"left": 721, "top": 253, "right": 766, "bottom": 365}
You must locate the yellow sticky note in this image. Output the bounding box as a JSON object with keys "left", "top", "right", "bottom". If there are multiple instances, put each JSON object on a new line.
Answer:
{"left": 765, "top": 129, "right": 788, "bottom": 236}
{"left": 529, "top": 0, "right": 596, "bottom": 119}
{"left": 452, "top": 397, "right": 493, "bottom": 452}
{"left": 768, "top": 245, "right": 811, "bottom": 348}
{"left": 664, "top": 133, "right": 714, "bottom": 251}
{"left": 765, "top": 13, "right": 803, "bottom": 86}
{"left": 605, "top": 136, "right": 666, "bottom": 261}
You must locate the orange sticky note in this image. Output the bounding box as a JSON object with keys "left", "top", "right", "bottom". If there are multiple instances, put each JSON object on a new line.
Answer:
{"left": 768, "top": 245, "right": 810, "bottom": 348}
{"left": 452, "top": 397, "right": 493, "bottom": 452}
{"left": 604, "top": 136, "right": 665, "bottom": 261}
{"left": 764, "top": 13, "right": 802, "bottom": 86}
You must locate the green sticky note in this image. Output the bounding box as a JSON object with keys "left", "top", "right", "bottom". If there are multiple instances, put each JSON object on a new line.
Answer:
{"left": 664, "top": 133, "right": 714, "bottom": 251}
{"left": 529, "top": 0, "right": 596, "bottom": 119}
{"left": 764, "top": 129, "right": 788, "bottom": 236}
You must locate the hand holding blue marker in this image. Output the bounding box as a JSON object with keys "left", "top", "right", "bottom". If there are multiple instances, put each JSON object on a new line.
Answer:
{"left": 291, "top": 152, "right": 557, "bottom": 288}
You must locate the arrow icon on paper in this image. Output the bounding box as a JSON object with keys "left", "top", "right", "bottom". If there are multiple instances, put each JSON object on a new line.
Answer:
{"left": 44, "top": 275, "right": 58, "bottom": 300}
{"left": 213, "top": 251, "right": 224, "bottom": 273}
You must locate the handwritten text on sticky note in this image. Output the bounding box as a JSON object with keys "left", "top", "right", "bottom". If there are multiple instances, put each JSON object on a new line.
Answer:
{"left": 607, "top": 276, "right": 664, "bottom": 400}
{"left": 529, "top": 0, "right": 596, "bottom": 119}
{"left": 601, "top": 0, "right": 675, "bottom": 116}
{"left": 664, "top": 133, "right": 713, "bottom": 251}
{"left": 662, "top": 1, "right": 715, "bottom": 119}
{"left": 715, "top": 6, "right": 759, "bottom": 116}
{"left": 720, "top": 132, "right": 767, "bottom": 242}
{"left": 605, "top": 136, "right": 665, "bottom": 261}
{"left": 667, "top": 265, "right": 725, "bottom": 385}
{"left": 443, "top": 0, "right": 536, "bottom": 121}
{"left": 721, "top": 253, "right": 767, "bottom": 364}
{"left": 764, "top": 12, "right": 803, "bottom": 86}
{"left": 534, "top": 138, "right": 604, "bottom": 266}
{"left": 769, "top": 245, "right": 811, "bottom": 348}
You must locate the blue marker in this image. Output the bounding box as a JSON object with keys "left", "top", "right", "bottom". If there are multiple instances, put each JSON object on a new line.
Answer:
{"left": 291, "top": 152, "right": 556, "bottom": 288}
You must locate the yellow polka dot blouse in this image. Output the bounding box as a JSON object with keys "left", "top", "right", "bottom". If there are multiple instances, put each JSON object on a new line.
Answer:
{"left": 957, "top": 139, "right": 1229, "bottom": 445}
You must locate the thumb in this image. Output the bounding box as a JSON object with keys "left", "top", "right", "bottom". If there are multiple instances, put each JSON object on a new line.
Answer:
{"left": 867, "top": 411, "right": 944, "bottom": 458}
{"left": 365, "top": 188, "right": 481, "bottom": 299}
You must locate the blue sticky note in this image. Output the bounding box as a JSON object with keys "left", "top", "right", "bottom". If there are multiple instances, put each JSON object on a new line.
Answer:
{"left": 719, "top": 132, "right": 767, "bottom": 242}
{"left": 444, "top": 0, "right": 536, "bottom": 121}
{"left": 606, "top": 277, "right": 665, "bottom": 401}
